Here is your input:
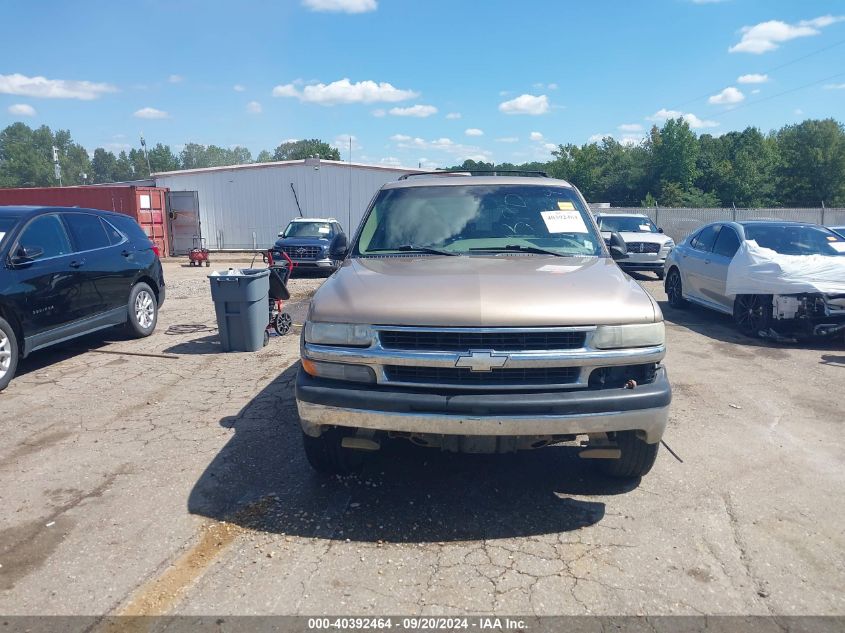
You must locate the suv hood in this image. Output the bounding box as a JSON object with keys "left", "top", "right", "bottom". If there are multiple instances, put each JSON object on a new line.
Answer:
{"left": 273, "top": 237, "right": 331, "bottom": 248}
{"left": 309, "top": 255, "right": 660, "bottom": 327}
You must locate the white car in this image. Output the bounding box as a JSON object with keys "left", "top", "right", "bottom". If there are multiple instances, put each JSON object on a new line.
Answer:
{"left": 595, "top": 213, "right": 674, "bottom": 279}
{"left": 664, "top": 220, "right": 845, "bottom": 340}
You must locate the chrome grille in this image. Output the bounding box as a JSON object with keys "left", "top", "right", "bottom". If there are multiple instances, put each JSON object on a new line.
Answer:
{"left": 281, "top": 245, "right": 322, "bottom": 259}
{"left": 378, "top": 329, "right": 586, "bottom": 351}
{"left": 626, "top": 242, "right": 661, "bottom": 254}
{"left": 385, "top": 365, "right": 579, "bottom": 387}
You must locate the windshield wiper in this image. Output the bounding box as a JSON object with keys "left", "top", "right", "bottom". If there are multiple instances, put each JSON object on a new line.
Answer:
{"left": 367, "top": 244, "right": 459, "bottom": 256}
{"left": 468, "top": 244, "right": 571, "bottom": 257}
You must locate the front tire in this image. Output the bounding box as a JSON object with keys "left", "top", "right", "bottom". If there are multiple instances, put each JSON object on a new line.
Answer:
{"left": 598, "top": 431, "right": 659, "bottom": 478}
{"left": 665, "top": 268, "right": 686, "bottom": 309}
{"left": 126, "top": 282, "right": 158, "bottom": 338}
{"left": 302, "top": 429, "right": 364, "bottom": 475}
{"left": 0, "top": 316, "right": 19, "bottom": 392}
{"left": 733, "top": 294, "right": 772, "bottom": 338}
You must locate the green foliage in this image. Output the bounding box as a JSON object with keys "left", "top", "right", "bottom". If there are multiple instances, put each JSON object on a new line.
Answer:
{"left": 776, "top": 118, "right": 845, "bottom": 206}
{"left": 272, "top": 138, "right": 341, "bottom": 161}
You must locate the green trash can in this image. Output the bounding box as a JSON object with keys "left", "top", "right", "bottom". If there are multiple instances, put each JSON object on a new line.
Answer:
{"left": 208, "top": 268, "right": 270, "bottom": 352}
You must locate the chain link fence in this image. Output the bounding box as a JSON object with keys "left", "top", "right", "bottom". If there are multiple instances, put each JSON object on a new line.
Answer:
{"left": 590, "top": 207, "right": 845, "bottom": 242}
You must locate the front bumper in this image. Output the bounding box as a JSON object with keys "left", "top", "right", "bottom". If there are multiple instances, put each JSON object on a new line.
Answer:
{"left": 292, "top": 257, "right": 336, "bottom": 268}
{"left": 296, "top": 366, "right": 671, "bottom": 444}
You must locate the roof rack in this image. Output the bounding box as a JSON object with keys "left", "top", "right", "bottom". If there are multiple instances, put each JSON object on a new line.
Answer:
{"left": 397, "top": 169, "right": 549, "bottom": 180}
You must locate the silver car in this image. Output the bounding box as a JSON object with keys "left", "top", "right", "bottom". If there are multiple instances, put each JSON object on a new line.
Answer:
{"left": 664, "top": 220, "right": 845, "bottom": 338}
{"left": 595, "top": 213, "right": 674, "bottom": 279}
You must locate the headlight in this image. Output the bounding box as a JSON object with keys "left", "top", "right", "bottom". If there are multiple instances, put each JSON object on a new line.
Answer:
{"left": 304, "top": 322, "right": 374, "bottom": 346}
{"left": 662, "top": 240, "right": 675, "bottom": 249}
{"left": 592, "top": 322, "right": 665, "bottom": 349}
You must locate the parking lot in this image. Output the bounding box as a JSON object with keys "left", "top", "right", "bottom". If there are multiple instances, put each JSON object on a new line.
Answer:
{"left": 1, "top": 258, "right": 843, "bottom": 617}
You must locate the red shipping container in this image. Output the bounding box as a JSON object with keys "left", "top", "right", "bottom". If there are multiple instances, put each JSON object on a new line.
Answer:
{"left": 0, "top": 185, "right": 170, "bottom": 257}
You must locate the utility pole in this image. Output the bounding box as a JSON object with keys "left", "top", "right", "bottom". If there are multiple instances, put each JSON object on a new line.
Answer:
{"left": 140, "top": 133, "right": 152, "bottom": 176}
{"left": 52, "top": 146, "right": 62, "bottom": 186}
{"left": 348, "top": 136, "right": 352, "bottom": 231}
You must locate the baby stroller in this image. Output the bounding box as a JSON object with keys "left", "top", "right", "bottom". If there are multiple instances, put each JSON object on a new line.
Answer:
{"left": 263, "top": 249, "right": 294, "bottom": 336}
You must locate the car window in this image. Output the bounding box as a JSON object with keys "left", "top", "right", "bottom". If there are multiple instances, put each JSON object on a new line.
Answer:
{"left": 744, "top": 224, "right": 845, "bottom": 257}
{"left": 0, "top": 217, "right": 19, "bottom": 249}
{"left": 597, "top": 216, "right": 658, "bottom": 233}
{"left": 102, "top": 218, "right": 125, "bottom": 245}
{"left": 17, "top": 214, "right": 72, "bottom": 260}
{"left": 63, "top": 213, "right": 112, "bottom": 251}
{"left": 712, "top": 226, "right": 740, "bottom": 258}
{"left": 284, "top": 221, "right": 333, "bottom": 238}
{"left": 692, "top": 225, "right": 720, "bottom": 253}
{"left": 356, "top": 184, "right": 602, "bottom": 257}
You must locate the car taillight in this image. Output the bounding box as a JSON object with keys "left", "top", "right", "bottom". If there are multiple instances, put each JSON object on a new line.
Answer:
{"left": 152, "top": 245, "right": 161, "bottom": 258}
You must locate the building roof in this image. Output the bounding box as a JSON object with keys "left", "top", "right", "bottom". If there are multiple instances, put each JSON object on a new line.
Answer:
{"left": 152, "top": 158, "right": 426, "bottom": 178}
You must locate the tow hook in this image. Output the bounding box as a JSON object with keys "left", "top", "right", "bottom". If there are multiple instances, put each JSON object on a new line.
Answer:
{"left": 579, "top": 433, "right": 622, "bottom": 459}
{"left": 341, "top": 432, "right": 381, "bottom": 451}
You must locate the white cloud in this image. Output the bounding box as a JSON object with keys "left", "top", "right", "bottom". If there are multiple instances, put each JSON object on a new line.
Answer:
{"left": 708, "top": 86, "right": 745, "bottom": 105}
{"left": 233, "top": 84, "right": 246, "bottom": 92}
{"left": 379, "top": 156, "right": 402, "bottom": 167}
{"left": 388, "top": 104, "right": 437, "bottom": 117}
{"left": 618, "top": 123, "right": 643, "bottom": 132}
{"left": 246, "top": 100, "right": 262, "bottom": 114}
{"left": 499, "top": 94, "right": 550, "bottom": 115}
{"left": 7, "top": 103, "right": 36, "bottom": 117}
{"left": 465, "top": 128, "right": 484, "bottom": 136}
{"left": 372, "top": 108, "right": 386, "bottom": 117}
{"left": 794, "top": 108, "right": 804, "bottom": 115}
{"left": 543, "top": 142, "right": 558, "bottom": 152}
{"left": 168, "top": 74, "right": 183, "bottom": 83}
{"left": 588, "top": 133, "right": 612, "bottom": 143}
{"left": 495, "top": 136, "right": 519, "bottom": 143}
{"left": 737, "top": 73, "right": 769, "bottom": 84}
{"left": 391, "top": 135, "right": 492, "bottom": 161}
{"left": 729, "top": 15, "right": 845, "bottom": 54}
{"left": 445, "top": 112, "right": 461, "bottom": 119}
{"left": 272, "top": 78, "right": 417, "bottom": 104}
{"left": 824, "top": 83, "right": 845, "bottom": 90}
{"left": 334, "top": 134, "right": 361, "bottom": 155}
{"left": 648, "top": 108, "right": 719, "bottom": 129}
{"left": 302, "top": 0, "right": 377, "bottom": 13}
{"left": 0, "top": 72, "right": 117, "bottom": 100}
{"left": 134, "top": 107, "right": 169, "bottom": 119}
{"left": 390, "top": 134, "right": 412, "bottom": 142}
{"left": 529, "top": 131, "right": 544, "bottom": 141}
{"left": 532, "top": 82, "right": 559, "bottom": 91}
{"left": 751, "top": 89, "right": 761, "bottom": 94}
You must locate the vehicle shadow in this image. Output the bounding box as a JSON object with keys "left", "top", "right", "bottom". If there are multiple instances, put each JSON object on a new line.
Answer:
{"left": 162, "top": 334, "right": 222, "bottom": 355}
{"left": 13, "top": 330, "right": 120, "bottom": 379}
{"left": 625, "top": 270, "right": 663, "bottom": 283}
{"left": 187, "top": 364, "right": 639, "bottom": 543}
{"left": 659, "top": 300, "right": 844, "bottom": 352}
{"left": 820, "top": 354, "right": 845, "bottom": 367}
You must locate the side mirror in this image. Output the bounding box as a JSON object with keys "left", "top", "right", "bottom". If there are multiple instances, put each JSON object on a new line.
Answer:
{"left": 658, "top": 227, "right": 664, "bottom": 234}
{"left": 277, "top": 232, "right": 284, "bottom": 238}
{"left": 11, "top": 245, "right": 44, "bottom": 265}
{"left": 329, "top": 234, "right": 349, "bottom": 261}
{"left": 608, "top": 232, "right": 628, "bottom": 260}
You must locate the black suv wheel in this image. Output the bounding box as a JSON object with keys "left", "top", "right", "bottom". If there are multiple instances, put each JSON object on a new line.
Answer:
{"left": 126, "top": 282, "right": 158, "bottom": 338}
{"left": 302, "top": 429, "right": 364, "bottom": 475}
{"left": 598, "top": 431, "right": 659, "bottom": 478}
{"left": 0, "top": 316, "right": 20, "bottom": 392}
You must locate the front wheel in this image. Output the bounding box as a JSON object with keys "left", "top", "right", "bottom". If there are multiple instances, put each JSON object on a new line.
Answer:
{"left": 733, "top": 294, "right": 772, "bottom": 338}
{"left": 0, "top": 316, "right": 20, "bottom": 392}
{"left": 126, "top": 282, "right": 158, "bottom": 338}
{"left": 302, "top": 429, "right": 364, "bottom": 475}
{"left": 665, "top": 268, "right": 686, "bottom": 309}
{"left": 598, "top": 431, "right": 659, "bottom": 478}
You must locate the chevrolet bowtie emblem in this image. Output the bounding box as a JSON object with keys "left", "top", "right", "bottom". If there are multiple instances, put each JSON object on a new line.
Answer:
{"left": 455, "top": 351, "right": 509, "bottom": 372}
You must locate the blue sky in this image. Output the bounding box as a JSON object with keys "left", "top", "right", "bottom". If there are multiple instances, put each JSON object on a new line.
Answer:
{"left": 1, "top": 0, "right": 844, "bottom": 168}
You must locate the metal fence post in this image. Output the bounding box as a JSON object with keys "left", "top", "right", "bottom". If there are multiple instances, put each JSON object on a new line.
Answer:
{"left": 821, "top": 201, "right": 826, "bottom": 225}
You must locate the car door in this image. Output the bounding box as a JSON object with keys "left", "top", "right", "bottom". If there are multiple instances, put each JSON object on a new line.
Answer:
{"left": 61, "top": 212, "right": 134, "bottom": 316}
{"left": 681, "top": 224, "right": 721, "bottom": 302}
{"left": 9, "top": 213, "right": 81, "bottom": 348}
{"left": 701, "top": 225, "right": 741, "bottom": 312}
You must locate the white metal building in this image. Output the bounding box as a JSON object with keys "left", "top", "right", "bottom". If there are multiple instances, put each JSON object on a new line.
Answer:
{"left": 153, "top": 158, "right": 425, "bottom": 252}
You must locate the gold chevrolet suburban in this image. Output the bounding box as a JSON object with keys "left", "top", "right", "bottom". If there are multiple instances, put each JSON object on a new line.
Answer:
{"left": 296, "top": 172, "right": 671, "bottom": 479}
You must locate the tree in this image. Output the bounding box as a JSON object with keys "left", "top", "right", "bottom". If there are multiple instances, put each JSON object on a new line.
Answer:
{"left": 0, "top": 123, "right": 53, "bottom": 187}
{"left": 256, "top": 149, "right": 274, "bottom": 163}
{"left": 114, "top": 151, "right": 134, "bottom": 182}
{"left": 776, "top": 118, "right": 845, "bottom": 206}
{"left": 147, "top": 143, "right": 180, "bottom": 173}
{"left": 653, "top": 118, "right": 699, "bottom": 189}
{"left": 91, "top": 148, "right": 118, "bottom": 183}
{"left": 272, "top": 138, "right": 340, "bottom": 161}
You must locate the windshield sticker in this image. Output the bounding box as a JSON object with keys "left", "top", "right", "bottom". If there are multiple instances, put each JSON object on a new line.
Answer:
{"left": 556, "top": 201, "right": 575, "bottom": 210}
{"left": 537, "top": 264, "right": 580, "bottom": 273}
{"left": 318, "top": 226, "right": 330, "bottom": 234}
{"left": 639, "top": 224, "right": 651, "bottom": 231}
{"left": 827, "top": 235, "right": 838, "bottom": 241}
{"left": 830, "top": 242, "right": 845, "bottom": 253}
{"left": 0, "top": 232, "right": 4, "bottom": 243}
{"left": 541, "top": 210, "right": 589, "bottom": 234}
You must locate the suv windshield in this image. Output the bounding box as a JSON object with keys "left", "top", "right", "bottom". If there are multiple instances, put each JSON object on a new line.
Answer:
{"left": 598, "top": 216, "right": 658, "bottom": 234}
{"left": 744, "top": 224, "right": 845, "bottom": 257}
{"left": 0, "top": 217, "right": 18, "bottom": 247}
{"left": 355, "top": 184, "right": 603, "bottom": 257}
{"left": 283, "top": 221, "right": 332, "bottom": 238}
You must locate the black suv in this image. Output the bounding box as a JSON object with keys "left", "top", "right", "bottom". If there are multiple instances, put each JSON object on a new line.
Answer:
{"left": 0, "top": 206, "right": 166, "bottom": 390}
